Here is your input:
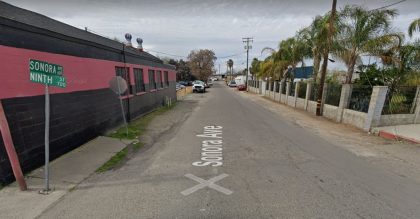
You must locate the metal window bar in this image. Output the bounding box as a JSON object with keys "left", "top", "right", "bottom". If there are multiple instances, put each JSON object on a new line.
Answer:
{"left": 148, "top": 70, "right": 156, "bottom": 90}
{"left": 164, "top": 71, "right": 169, "bottom": 87}
{"left": 157, "top": 71, "right": 162, "bottom": 88}
{"left": 134, "top": 68, "right": 145, "bottom": 92}
{"left": 116, "top": 67, "right": 131, "bottom": 95}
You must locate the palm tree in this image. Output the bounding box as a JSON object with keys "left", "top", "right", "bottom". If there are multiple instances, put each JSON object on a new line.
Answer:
{"left": 259, "top": 47, "right": 281, "bottom": 80}
{"left": 227, "top": 59, "right": 233, "bottom": 81}
{"left": 298, "top": 15, "right": 330, "bottom": 81}
{"left": 278, "top": 37, "right": 311, "bottom": 71}
{"left": 258, "top": 36, "right": 310, "bottom": 81}
{"left": 408, "top": 18, "right": 420, "bottom": 38}
{"left": 250, "top": 58, "right": 261, "bottom": 80}
{"left": 334, "top": 5, "right": 398, "bottom": 83}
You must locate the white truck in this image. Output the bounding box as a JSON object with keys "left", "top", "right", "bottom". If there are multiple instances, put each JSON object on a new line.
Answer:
{"left": 234, "top": 76, "right": 246, "bottom": 86}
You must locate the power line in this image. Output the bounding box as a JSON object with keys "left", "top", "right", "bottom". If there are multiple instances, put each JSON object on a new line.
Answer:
{"left": 143, "top": 49, "right": 188, "bottom": 58}
{"left": 217, "top": 52, "right": 246, "bottom": 59}
{"left": 144, "top": 49, "right": 246, "bottom": 60}
{"left": 368, "top": 0, "right": 407, "bottom": 11}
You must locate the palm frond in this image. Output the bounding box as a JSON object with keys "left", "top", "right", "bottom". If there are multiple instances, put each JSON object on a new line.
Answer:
{"left": 408, "top": 18, "right": 420, "bottom": 37}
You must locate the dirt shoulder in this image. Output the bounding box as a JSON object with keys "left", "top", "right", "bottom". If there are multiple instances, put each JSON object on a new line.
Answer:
{"left": 237, "top": 90, "right": 420, "bottom": 182}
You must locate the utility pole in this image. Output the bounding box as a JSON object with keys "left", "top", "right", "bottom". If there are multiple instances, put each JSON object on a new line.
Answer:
{"left": 316, "top": 0, "right": 337, "bottom": 116}
{"left": 242, "top": 37, "right": 253, "bottom": 90}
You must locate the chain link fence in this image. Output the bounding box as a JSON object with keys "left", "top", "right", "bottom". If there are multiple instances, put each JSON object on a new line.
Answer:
{"left": 310, "top": 83, "right": 320, "bottom": 101}
{"left": 382, "top": 86, "right": 418, "bottom": 115}
{"left": 275, "top": 81, "right": 280, "bottom": 92}
{"left": 281, "top": 81, "right": 286, "bottom": 94}
{"left": 348, "top": 85, "right": 372, "bottom": 113}
{"left": 290, "top": 82, "right": 296, "bottom": 97}
{"left": 325, "top": 84, "right": 342, "bottom": 106}
{"left": 298, "top": 82, "right": 307, "bottom": 98}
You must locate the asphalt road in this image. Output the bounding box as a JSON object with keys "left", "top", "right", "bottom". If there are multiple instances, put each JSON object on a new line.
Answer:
{"left": 39, "top": 82, "right": 420, "bottom": 219}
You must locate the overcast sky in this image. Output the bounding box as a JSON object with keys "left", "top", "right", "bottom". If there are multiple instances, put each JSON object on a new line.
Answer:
{"left": 3, "top": 0, "right": 420, "bottom": 71}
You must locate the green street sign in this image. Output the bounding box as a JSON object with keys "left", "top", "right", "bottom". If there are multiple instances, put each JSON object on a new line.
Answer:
{"left": 29, "top": 59, "right": 63, "bottom": 76}
{"left": 30, "top": 72, "right": 66, "bottom": 88}
{"left": 29, "top": 59, "right": 66, "bottom": 88}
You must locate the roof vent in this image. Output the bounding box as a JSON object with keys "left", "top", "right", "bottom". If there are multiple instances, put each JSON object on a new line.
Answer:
{"left": 136, "top": 38, "right": 143, "bottom": 51}
{"left": 124, "top": 33, "right": 132, "bottom": 46}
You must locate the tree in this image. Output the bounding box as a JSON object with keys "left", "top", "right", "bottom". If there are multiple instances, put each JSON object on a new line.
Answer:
{"left": 278, "top": 37, "right": 311, "bottom": 70}
{"left": 187, "top": 49, "right": 217, "bottom": 81}
{"left": 250, "top": 58, "right": 261, "bottom": 79}
{"left": 334, "top": 5, "right": 398, "bottom": 83}
{"left": 257, "top": 36, "right": 309, "bottom": 81}
{"left": 258, "top": 47, "right": 288, "bottom": 80}
{"left": 408, "top": 18, "right": 420, "bottom": 38}
{"left": 298, "top": 15, "right": 330, "bottom": 81}
{"left": 176, "top": 59, "right": 192, "bottom": 81}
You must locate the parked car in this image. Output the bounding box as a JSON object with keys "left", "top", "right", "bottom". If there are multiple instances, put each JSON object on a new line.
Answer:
{"left": 228, "top": 80, "right": 237, "bottom": 87}
{"left": 192, "top": 80, "right": 206, "bottom": 93}
{"left": 176, "top": 83, "right": 185, "bottom": 91}
{"left": 207, "top": 79, "right": 213, "bottom": 87}
{"left": 237, "top": 84, "right": 247, "bottom": 91}
{"left": 178, "top": 81, "right": 189, "bottom": 86}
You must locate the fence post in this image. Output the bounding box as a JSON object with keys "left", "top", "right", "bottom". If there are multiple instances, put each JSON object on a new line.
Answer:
{"left": 414, "top": 86, "right": 420, "bottom": 124}
{"left": 273, "top": 82, "right": 278, "bottom": 100}
{"left": 294, "top": 82, "right": 300, "bottom": 108}
{"left": 286, "top": 82, "right": 291, "bottom": 104}
{"left": 259, "top": 80, "right": 263, "bottom": 94}
{"left": 336, "top": 84, "right": 353, "bottom": 123}
{"left": 305, "top": 82, "right": 312, "bottom": 110}
{"left": 261, "top": 80, "right": 266, "bottom": 95}
{"left": 279, "top": 80, "right": 284, "bottom": 103}
{"left": 364, "top": 86, "right": 388, "bottom": 131}
{"left": 321, "top": 83, "right": 328, "bottom": 114}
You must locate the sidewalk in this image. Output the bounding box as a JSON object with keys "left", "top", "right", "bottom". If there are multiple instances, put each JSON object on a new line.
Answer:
{"left": 0, "top": 136, "right": 128, "bottom": 219}
{"left": 373, "top": 124, "right": 420, "bottom": 144}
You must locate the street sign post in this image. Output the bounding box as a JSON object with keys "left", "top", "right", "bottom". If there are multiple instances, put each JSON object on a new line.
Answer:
{"left": 29, "top": 59, "right": 66, "bottom": 194}
{"left": 109, "top": 76, "right": 129, "bottom": 137}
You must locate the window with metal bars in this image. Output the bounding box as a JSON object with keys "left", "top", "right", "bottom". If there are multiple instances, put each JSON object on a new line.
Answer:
{"left": 148, "top": 69, "right": 156, "bottom": 90}
{"left": 115, "top": 67, "right": 132, "bottom": 94}
{"left": 134, "top": 68, "right": 145, "bottom": 93}
{"left": 164, "top": 71, "right": 169, "bottom": 87}
{"left": 157, "top": 70, "right": 163, "bottom": 88}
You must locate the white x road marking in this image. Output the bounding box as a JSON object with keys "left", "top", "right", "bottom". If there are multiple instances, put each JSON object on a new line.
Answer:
{"left": 181, "top": 173, "right": 233, "bottom": 196}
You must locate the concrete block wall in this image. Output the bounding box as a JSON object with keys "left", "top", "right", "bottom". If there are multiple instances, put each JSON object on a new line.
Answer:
{"left": 342, "top": 109, "right": 367, "bottom": 129}
{"left": 296, "top": 98, "right": 305, "bottom": 109}
{"left": 379, "top": 114, "right": 416, "bottom": 126}
{"left": 251, "top": 81, "right": 418, "bottom": 132}
{"left": 307, "top": 100, "right": 318, "bottom": 115}
{"left": 323, "top": 104, "right": 339, "bottom": 121}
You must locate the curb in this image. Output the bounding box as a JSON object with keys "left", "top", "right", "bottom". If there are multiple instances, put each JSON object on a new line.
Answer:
{"left": 378, "top": 130, "right": 420, "bottom": 144}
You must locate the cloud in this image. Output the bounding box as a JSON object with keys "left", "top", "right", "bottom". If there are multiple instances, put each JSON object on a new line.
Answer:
{"left": 3, "top": 0, "right": 419, "bottom": 71}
